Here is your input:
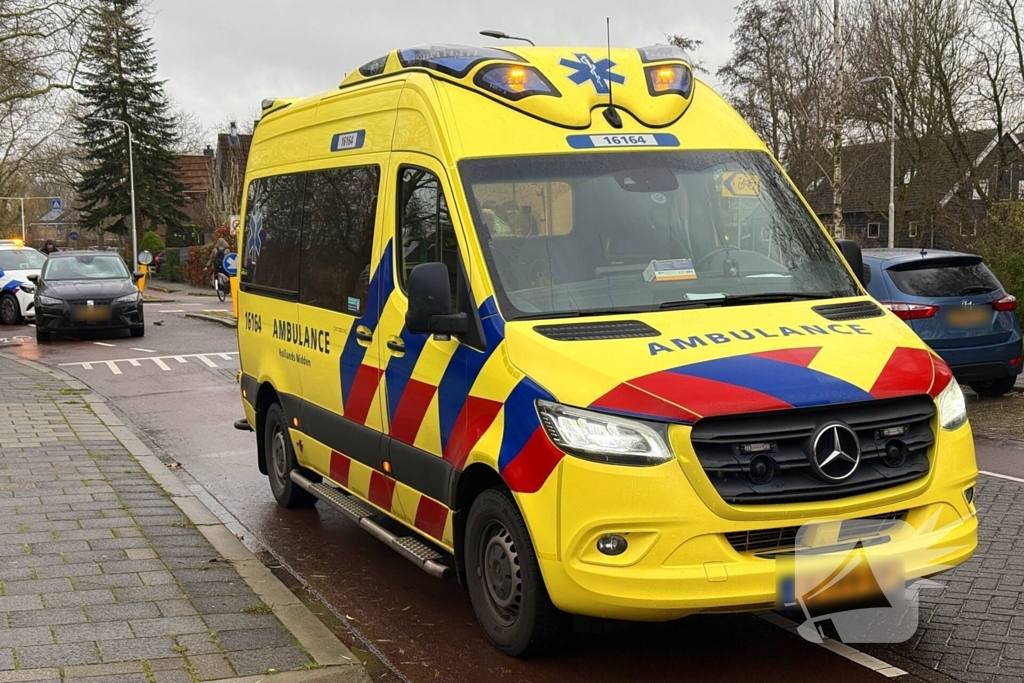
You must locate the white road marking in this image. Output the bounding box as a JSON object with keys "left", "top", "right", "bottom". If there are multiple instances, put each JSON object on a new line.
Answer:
{"left": 980, "top": 470, "right": 1024, "bottom": 483}
{"left": 755, "top": 613, "right": 906, "bottom": 677}
{"left": 58, "top": 351, "right": 239, "bottom": 375}
{"left": 131, "top": 348, "right": 155, "bottom": 353}
{"left": 93, "top": 342, "right": 115, "bottom": 347}
{"left": 160, "top": 309, "right": 184, "bottom": 313}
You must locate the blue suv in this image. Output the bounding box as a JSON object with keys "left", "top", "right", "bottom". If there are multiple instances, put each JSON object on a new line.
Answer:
{"left": 863, "top": 249, "right": 1022, "bottom": 396}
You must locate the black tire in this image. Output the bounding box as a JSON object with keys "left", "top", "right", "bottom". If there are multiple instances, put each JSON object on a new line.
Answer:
{"left": 0, "top": 293, "right": 21, "bottom": 325}
{"left": 36, "top": 328, "right": 51, "bottom": 343}
{"left": 130, "top": 326, "right": 145, "bottom": 338}
{"left": 465, "top": 488, "right": 570, "bottom": 657}
{"left": 263, "top": 403, "right": 316, "bottom": 508}
{"left": 216, "top": 279, "right": 226, "bottom": 302}
{"left": 970, "top": 376, "right": 1016, "bottom": 397}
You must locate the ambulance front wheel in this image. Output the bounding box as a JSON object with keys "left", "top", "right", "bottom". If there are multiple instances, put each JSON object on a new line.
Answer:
{"left": 465, "top": 488, "right": 569, "bottom": 657}
{"left": 264, "top": 403, "right": 316, "bottom": 508}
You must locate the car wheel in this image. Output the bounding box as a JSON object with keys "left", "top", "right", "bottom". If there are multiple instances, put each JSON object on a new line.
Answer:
{"left": 36, "top": 328, "right": 51, "bottom": 343}
{"left": 465, "top": 488, "right": 570, "bottom": 657}
{"left": 0, "top": 293, "right": 22, "bottom": 325}
{"left": 263, "top": 403, "right": 317, "bottom": 508}
{"left": 130, "top": 327, "right": 145, "bottom": 338}
{"left": 969, "top": 377, "right": 1017, "bottom": 397}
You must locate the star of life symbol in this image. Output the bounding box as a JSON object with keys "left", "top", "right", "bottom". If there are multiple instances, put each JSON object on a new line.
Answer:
{"left": 559, "top": 53, "right": 625, "bottom": 95}
{"left": 245, "top": 203, "right": 266, "bottom": 260}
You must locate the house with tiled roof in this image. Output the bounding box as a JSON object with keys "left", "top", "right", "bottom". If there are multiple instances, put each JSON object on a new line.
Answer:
{"left": 804, "top": 130, "right": 1024, "bottom": 248}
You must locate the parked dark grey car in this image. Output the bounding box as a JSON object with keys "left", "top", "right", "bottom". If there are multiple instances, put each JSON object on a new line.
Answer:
{"left": 30, "top": 251, "right": 144, "bottom": 343}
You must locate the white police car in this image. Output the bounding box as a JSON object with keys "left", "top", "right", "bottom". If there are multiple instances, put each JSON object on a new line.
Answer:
{"left": 0, "top": 239, "right": 45, "bottom": 325}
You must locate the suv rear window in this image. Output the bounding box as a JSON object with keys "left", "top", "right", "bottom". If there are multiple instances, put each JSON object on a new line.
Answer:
{"left": 887, "top": 258, "right": 1001, "bottom": 297}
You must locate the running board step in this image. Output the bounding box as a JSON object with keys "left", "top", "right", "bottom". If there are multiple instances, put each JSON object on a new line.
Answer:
{"left": 290, "top": 471, "right": 452, "bottom": 580}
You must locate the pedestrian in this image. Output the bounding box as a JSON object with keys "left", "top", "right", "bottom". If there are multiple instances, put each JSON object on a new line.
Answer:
{"left": 39, "top": 239, "right": 58, "bottom": 256}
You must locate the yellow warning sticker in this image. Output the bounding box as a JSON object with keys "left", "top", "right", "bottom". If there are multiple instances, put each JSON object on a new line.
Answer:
{"left": 721, "top": 172, "right": 761, "bottom": 198}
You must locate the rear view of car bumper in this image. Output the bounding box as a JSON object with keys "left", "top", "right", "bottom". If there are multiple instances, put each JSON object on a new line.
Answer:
{"left": 939, "top": 337, "right": 1023, "bottom": 382}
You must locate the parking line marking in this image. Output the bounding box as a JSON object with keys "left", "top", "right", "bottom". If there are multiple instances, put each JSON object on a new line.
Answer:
{"left": 58, "top": 351, "right": 239, "bottom": 375}
{"left": 755, "top": 613, "right": 906, "bottom": 677}
{"left": 980, "top": 470, "right": 1024, "bottom": 483}
{"left": 93, "top": 342, "right": 115, "bottom": 347}
{"left": 131, "top": 348, "right": 155, "bottom": 353}
{"left": 161, "top": 309, "right": 184, "bottom": 313}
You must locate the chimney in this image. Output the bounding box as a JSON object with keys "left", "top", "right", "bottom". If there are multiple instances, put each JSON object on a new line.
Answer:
{"left": 203, "top": 145, "right": 214, "bottom": 157}
{"left": 229, "top": 121, "right": 239, "bottom": 148}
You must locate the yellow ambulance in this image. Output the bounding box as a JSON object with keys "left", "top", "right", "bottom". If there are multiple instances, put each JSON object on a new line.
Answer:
{"left": 236, "top": 43, "right": 978, "bottom": 655}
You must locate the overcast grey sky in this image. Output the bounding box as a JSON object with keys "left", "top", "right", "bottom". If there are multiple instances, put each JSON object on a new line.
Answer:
{"left": 148, "top": 1, "right": 738, "bottom": 136}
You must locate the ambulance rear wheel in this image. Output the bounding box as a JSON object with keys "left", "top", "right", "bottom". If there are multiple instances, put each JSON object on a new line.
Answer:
{"left": 264, "top": 403, "right": 316, "bottom": 508}
{"left": 465, "top": 488, "right": 569, "bottom": 657}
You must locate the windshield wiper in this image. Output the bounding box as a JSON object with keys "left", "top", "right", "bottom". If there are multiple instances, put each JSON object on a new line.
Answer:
{"left": 958, "top": 286, "right": 994, "bottom": 295}
{"left": 512, "top": 307, "right": 656, "bottom": 321}
{"left": 719, "top": 292, "right": 834, "bottom": 306}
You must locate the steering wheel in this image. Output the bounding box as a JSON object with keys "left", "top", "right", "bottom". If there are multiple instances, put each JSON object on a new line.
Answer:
{"left": 694, "top": 247, "right": 735, "bottom": 270}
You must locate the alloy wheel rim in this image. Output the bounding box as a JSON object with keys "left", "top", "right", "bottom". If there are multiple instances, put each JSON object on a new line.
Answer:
{"left": 1, "top": 297, "right": 15, "bottom": 322}
{"left": 479, "top": 521, "right": 522, "bottom": 626}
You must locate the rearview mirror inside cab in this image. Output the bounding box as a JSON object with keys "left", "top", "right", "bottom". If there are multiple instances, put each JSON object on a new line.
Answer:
{"left": 406, "top": 262, "right": 467, "bottom": 337}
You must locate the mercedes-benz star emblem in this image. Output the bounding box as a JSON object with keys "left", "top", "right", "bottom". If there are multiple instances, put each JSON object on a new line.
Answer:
{"left": 810, "top": 424, "right": 861, "bottom": 481}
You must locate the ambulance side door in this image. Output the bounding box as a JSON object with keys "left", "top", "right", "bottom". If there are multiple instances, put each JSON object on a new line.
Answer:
{"left": 376, "top": 155, "right": 478, "bottom": 542}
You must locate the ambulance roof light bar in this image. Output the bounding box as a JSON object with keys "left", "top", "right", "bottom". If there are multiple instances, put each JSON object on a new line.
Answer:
{"left": 479, "top": 30, "right": 535, "bottom": 46}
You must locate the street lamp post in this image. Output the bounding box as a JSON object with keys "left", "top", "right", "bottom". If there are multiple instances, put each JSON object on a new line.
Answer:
{"left": 0, "top": 196, "right": 64, "bottom": 241}
{"left": 860, "top": 76, "right": 896, "bottom": 249}
{"left": 91, "top": 118, "right": 138, "bottom": 271}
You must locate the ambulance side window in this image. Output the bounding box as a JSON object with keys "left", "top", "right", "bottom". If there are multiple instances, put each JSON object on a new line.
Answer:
{"left": 300, "top": 165, "right": 379, "bottom": 315}
{"left": 242, "top": 173, "right": 305, "bottom": 294}
{"left": 397, "top": 167, "right": 458, "bottom": 311}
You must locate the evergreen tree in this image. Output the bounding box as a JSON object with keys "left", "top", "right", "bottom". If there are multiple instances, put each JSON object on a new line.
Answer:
{"left": 74, "top": 0, "right": 187, "bottom": 240}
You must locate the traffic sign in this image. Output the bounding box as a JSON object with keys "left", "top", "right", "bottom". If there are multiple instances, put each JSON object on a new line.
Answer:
{"left": 50, "top": 198, "right": 63, "bottom": 212}
{"left": 69, "top": 230, "right": 79, "bottom": 242}
{"left": 721, "top": 172, "right": 760, "bottom": 198}
{"left": 223, "top": 252, "right": 238, "bottom": 276}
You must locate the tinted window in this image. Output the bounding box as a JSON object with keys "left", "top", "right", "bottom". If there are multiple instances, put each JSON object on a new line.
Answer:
{"left": 300, "top": 166, "right": 379, "bottom": 314}
{"left": 242, "top": 174, "right": 305, "bottom": 292}
{"left": 397, "top": 167, "right": 458, "bottom": 310}
{"left": 887, "top": 260, "right": 1001, "bottom": 297}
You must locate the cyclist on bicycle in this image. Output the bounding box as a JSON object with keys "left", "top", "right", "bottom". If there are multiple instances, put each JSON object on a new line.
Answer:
{"left": 207, "top": 238, "right": 230, "bottom": 280}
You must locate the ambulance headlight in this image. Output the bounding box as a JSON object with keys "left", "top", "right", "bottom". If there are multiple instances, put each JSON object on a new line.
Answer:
{"left": 536, "top": 400, "right": 672, "bottom": 466}
{"left": 644, "top": 64, "right": 692, "bottom": 97}
{"left": 937, "top": 380, "right": 968, "bottom": 431}
{"left": 474, "top": 64, "right": 558, "bottom": 101}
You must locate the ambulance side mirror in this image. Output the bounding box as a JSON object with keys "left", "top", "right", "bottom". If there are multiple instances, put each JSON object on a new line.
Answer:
{"left": 837, "top": 240, "right": 865, "bottom": 286}
{"left": 406, "top": 262, "right": 467, "bottom": 337}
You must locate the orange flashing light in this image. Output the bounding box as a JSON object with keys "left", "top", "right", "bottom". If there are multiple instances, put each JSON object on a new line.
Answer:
{"left": 292, "top": 417, "right": 299, "bottom": 427}
{"left": 383, "top": 460, "right": 392, "bottom": 473}
{"left": 653, "top": 67, "right": 678, "bottom": 92}
{"left": 506, "top": 66, "right": 527, "bottom": 92}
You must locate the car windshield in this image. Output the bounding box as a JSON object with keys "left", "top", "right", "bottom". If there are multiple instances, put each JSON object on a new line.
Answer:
{"left": 43, "top": 254, "right": 129, "bottom": 281}
{"left": 0, "top": 249, "right": 46, "bottom": 271}
{"left": 458, "top": 151, "right": 858, "bottom": 320}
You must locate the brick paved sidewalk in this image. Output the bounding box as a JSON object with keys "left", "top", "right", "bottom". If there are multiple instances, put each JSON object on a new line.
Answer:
{"left": 0, "top": 356, "right": 365, "bottom": 683}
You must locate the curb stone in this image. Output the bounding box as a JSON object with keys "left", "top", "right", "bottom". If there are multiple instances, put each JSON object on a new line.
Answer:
{"left": 185, "top": 312, "right": 238, "bottom": 328}
{"left": 0, "top": 353, "right": 371, "bottom": 683}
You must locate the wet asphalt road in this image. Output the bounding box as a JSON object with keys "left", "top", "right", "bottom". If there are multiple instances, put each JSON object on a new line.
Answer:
{"left": 3, "top": 298, "right": 1019, "bottom": 683}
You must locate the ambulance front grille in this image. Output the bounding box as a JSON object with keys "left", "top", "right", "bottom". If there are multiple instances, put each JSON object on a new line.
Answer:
{"left": 725, "top": 510, "right": 907, "bottom": 554}
{"left": 690, "top": 395, "right": 935, "bottom": 505}
{"left": 534, "top": 320, "right": 660, "bottom": 341}
{"left": 812, "top": 300, "right": 884, "bottom": 321}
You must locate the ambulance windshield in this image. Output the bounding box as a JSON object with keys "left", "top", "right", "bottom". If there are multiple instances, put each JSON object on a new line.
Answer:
{"left": 459, "top": 151, "right": 859, "bottom": 320}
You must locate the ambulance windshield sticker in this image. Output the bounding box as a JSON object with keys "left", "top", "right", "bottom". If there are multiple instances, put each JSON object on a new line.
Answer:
{"left": 644, "top": 259, "right": 696, "bottom": 282}
{"left": 559, "top": 54, "right": 625, "bottom": 94}
{"left": 245, "top": 203, "right": 265, "bottom": 264}
{"left": 347, "top": 296, "right": 361, "bottom": 314}
{"left": 331, "top": 130, "right": 366, "bottom": 153}
{"left": 651, "top": 192, "right": 668, "bottom": 204}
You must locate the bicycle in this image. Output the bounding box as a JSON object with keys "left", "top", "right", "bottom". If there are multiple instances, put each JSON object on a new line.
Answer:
{"left": 210, "top": 267, "right": 230, "bottom": 302}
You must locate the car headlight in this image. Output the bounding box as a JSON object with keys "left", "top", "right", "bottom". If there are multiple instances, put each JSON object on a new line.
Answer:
{"left": 36, "top": 295, "right": 62, "bottom": 305}
{"left": 115, "top": 292, "right": 141, "bottom": 303}
{"left": 937, "top": 380, "right": 968, "bottom": 431}
{"left": 19, "top": 283, "right": 35, "bottom": 293}
{"left": 536, "top": 400, "right": 673, "bottom": 466}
